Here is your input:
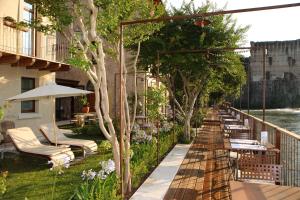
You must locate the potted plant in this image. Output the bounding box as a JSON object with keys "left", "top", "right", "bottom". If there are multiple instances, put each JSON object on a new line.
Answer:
{"left": 80, "top": 96, "right": 90, "bottom": 113}
{"left": 3, "top": 16, "right": 16, "bottom": 28}
{"left": 16, "top": 21, "right": 29, "bottom": 32}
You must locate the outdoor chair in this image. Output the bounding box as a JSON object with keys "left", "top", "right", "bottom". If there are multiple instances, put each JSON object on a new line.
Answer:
{"left": 40, "top": 123, "right": 98, "bottom": 156}
{"left": 0, "top": 120, "right": 15, "bottom": 143}
{"left": 238, "top": 163, "right": 281, "bottom": 184}
{"left": 237, "top": 152, "right": 281, "bottom": 184}
{"left": 7, "top": 127, "right": 75, "bottom": 164}
{"left": 229, "top": 132, "right": 250, "bottom": 140}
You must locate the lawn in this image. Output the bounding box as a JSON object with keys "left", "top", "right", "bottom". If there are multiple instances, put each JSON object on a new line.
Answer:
{"left": 1, "top": 133, "right": 111, "bottom": 200}
{"left": 0, "top": 124, "right": 180, "bottom": 200}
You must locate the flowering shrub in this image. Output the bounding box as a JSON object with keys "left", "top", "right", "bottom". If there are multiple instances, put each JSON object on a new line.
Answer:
{"left": 48, "top": 155, "right": 71, "bottom": 174}
{"left": 99, "top": 140, "right": 112, "bottom": 152}
{"left": 72, "top": 159, "right": 118, "bottom": 200}
{"left": 132, "top": 124, "right": 152, "bottom": 143}
{"left": 160, "top": 121, "right": 174, "bottom": 132}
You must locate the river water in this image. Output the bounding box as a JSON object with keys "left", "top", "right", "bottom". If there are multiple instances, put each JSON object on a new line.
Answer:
{"left": 247, "top": 109, "right": 300, "bottom": 135}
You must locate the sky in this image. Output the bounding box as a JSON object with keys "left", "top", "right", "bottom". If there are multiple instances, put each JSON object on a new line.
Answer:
{"left": 166, "top": 0, "right": 300, "bottom": 47}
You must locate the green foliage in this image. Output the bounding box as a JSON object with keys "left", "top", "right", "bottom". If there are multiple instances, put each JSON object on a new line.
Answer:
{"left": 29, "top": 0, "right": 165, "bottom": 71}
{"left": 145, "top": 86, "right": 168, "bottom": 122}
{"left": 131, "top": 126, "right": 180, "bottom": 189}
{"left": 0, "top": 171, "right": 8, "bottom": 195}
{"left": 80, "top": 96, "right": 89, "bottom": 106}
{"left": 71, "top": 173, "right": 119, "bottom": 200}
{"left": 0, "top": 107, "right": 4, "bottom": 120}
{"left": 139, "top": 1, "right": 248, "bottom": 107}
{"left": 98, "top": 140, "right": 112, "bottom": 153}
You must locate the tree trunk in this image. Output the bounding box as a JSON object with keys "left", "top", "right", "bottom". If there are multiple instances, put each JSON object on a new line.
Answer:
{"left": 184, "top": 112, "right": 192, "bottom": 141}
{"left": 124, "top": 137, "right": 131, "bottom": 194}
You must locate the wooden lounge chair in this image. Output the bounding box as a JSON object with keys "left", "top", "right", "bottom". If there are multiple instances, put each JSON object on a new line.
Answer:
{"left": 40, "top": 123, "right": 98, "bottom": 156}
{"left": 7, "top": 127, "right": 75, "bottom": 164}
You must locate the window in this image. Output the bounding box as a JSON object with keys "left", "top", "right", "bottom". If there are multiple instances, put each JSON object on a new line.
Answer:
{"left": 268, "top": 57, "right": 272, "bottom": 66}
{"left": 21, "top": 77, "right": 35, "bottom": 113}
{"left": 266, "top": 71, "right": 271, "bottom": 80}
{"left": 288, "top": 57, "right": 293, "bottom": 66}
{"left": 22, "top": 1, "right": 33, "bottom": 55}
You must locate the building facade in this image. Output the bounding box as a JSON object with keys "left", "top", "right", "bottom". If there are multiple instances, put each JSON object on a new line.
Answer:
{"left": 0, "top": 0, "right": 151, "bottom": 136}
{"left": 0, "top": 0, "right": 69, "bottom": 134}
{"left": 241, "top": 39, "right": 300, "bottom": 108}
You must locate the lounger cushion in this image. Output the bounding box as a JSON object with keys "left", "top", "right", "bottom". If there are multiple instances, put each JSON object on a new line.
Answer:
{"left": 40, "top": 123, "right": 98, "bottom": 153}
{"left": 7, "top": 127, "right": 74, "bottom": 161}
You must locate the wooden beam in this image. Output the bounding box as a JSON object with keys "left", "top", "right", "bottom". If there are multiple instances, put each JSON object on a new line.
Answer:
{"left": 40, "top": 63, "right": 61, "bottom": 71}
{"left": 11, "top": 57, "right": 36, "bottom": 67}
{"left": 51, "top": 65, "right": 70, "bottom": 72}
{"left": 0, "top": 54, "right": 20, "bottom": 64}
{"left": 26, "top": 60, "right": 50, "bottom": 69}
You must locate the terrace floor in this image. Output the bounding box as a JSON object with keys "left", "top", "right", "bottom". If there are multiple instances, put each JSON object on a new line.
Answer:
{"left": 164, "top": 109, "right": 231, "bottom": 200}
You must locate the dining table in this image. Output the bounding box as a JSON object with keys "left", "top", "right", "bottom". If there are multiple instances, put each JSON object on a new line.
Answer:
{"left": 230, "top": 181, "right": 300, "bottom": 200}
{"left": 220, "top": 114, "right": 236, "bottom": 120}
{"left": 223, "top": 118, "right": 242, "bottom": 125}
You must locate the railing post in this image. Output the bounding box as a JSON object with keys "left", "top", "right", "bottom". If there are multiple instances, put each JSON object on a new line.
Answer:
{"left": 275, "top": 129, "right": 281, "bottom": 165}
{"left": 252, "top": 119, "right": 256, "bottom": 140}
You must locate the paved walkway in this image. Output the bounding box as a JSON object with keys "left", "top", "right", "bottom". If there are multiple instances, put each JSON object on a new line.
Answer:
{"left": 130, "top": 144, "right": 191, "bottom": 200}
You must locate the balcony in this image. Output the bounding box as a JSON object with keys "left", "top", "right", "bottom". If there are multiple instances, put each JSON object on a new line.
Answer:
{"left": 0, "top": 17, "right": 70, "bottom": 72}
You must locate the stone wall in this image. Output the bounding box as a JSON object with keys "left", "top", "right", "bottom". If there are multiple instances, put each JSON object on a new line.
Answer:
{"left": 240, "top": 39, "right": 300, "bottom": 109}
{"left": 240, "top": 79, "right": 300, "bottom": 109}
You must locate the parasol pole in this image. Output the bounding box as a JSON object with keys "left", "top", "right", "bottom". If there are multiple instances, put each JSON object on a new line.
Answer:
{"left": 51, "top": 96, "right": 57, "bottom": 146}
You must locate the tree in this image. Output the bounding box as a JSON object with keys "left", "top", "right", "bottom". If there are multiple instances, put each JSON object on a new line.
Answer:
{"left": 139, "top": 2, "right": 248, "bottom": 141}
{"left": 29, "top": 0, "right": 165, "bottom": 193}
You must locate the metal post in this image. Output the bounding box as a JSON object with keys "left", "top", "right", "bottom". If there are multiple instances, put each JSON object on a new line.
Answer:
{"left": 247, "top": 58, "right": 250, "bottom": 115}
{"left": 156, "top": 51, "right": 160, "bottom": 165}
{"left": 239, "top": 81, "right": 242, "bottom": 111}
{"left": 195, "top": 99, "right": 198, "bottom": 138}
{"left": 173, "top": 78, "right": 176, "bottom": 145}
{"left": 119, "top": 24, "right": 124, "bottom": 198}
{"left": 262, "top": 47, "right": 266, "bottom": 122}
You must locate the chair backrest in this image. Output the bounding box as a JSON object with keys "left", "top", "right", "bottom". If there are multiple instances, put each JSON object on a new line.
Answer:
{"left": 239, "top": 152, "right": 277, "bottom": 165}
{"left": 7, "top": 127, "right": 42, "bottom": 149}
{"left": 229, "top": 132, "right": 250, "bottom": 140}
{"left": 0, "top": 120, "right": 15, "bottom": 143}
{"left": 40, "top": 123, "right": 68, "bottom": 143}
{"left": 239, "top": 163, "right": 281, "bottom": 183}
{"left": 238, "top": 154, "right": 281, "bottom": 182}
{"left": 1, "top": 120, "right": 15, "bottom": 133}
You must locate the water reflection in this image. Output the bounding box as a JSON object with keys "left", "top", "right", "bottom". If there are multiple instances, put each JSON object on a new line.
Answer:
{"left": 248, "top": 109, "right": 300, "bottom": 135}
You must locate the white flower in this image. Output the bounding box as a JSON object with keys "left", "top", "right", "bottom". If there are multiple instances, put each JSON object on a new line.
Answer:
{"left": 97, "top": 170, "right": 107, "bottom": 180}
{"left": 100, "top": 159, "right": 115, "bottom": 175}
{"left": 86, "top": 169, "right": 97, "bottom": 180}
{"left": 81, "top": 170, "right": 87, "bottom": 180}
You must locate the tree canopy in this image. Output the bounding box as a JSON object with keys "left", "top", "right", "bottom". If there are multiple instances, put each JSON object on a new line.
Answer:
{"left": 138, "top": 2, "right": 248, "bottom": 140}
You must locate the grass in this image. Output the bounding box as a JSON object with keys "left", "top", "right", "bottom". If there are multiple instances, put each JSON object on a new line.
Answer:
{"left": 0, "top": 124, "right": 181, "bottom": 200}
{"left": 1, "top": 133, "right": 111, "bottom": 200}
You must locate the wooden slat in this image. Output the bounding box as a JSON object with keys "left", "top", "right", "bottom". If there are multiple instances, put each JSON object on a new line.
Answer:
{"left": 164, "top": 109, "right": 230, "bottom": 200}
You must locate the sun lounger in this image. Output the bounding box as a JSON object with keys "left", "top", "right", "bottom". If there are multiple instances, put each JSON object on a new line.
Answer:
{"left": 7, "top": 127, "right": 75, "bottom": 165}
{"left": 40, "top": 123, "right": 98, "bottom": 155}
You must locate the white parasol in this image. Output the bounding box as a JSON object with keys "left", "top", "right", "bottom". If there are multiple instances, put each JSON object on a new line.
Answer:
{"left": 7, "top": 83, "right": 93, "bottom": 145}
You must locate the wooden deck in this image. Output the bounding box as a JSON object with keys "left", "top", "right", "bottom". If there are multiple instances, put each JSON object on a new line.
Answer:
{"left": 164, "top": 109, "right": 231, "bottom": 200}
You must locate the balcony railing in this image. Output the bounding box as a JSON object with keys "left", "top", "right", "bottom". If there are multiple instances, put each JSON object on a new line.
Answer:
{"left": 229, "top": 107, "right": 300, "bottom": 187}
{"left": 0, "top": 17, "right": 69, "bottom": 63}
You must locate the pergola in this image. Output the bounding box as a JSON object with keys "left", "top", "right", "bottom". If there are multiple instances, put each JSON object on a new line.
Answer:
{"left": 118, "top": 2, "right": 300, "bottom": 197}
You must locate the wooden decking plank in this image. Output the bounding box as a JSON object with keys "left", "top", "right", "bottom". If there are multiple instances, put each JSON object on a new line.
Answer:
{"left": 164, "top": 109, "right": 230, "bottom": 200}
